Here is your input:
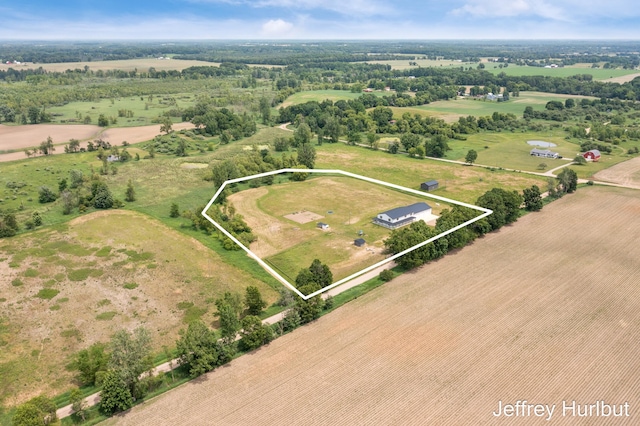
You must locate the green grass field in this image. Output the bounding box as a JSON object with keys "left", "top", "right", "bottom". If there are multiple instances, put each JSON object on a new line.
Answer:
{"left": 484, "top": 64, "right": 639, "bottom": 81}
{"left": 46, "top": 93, "right": 196, "bottom": 127}
{"left": 409, "top": 92, "right": 596, "bottom": 121}
{"left": 281, "top": 90, "right": 385, "bottom": 108}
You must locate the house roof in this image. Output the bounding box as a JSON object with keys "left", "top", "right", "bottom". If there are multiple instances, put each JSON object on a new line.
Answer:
{"left": 317, "top": 222, "right": 328, "bottom": 226}
{"left": 586, "top": 149, "right": 601, "bottom": 156}
{"left": 423, "top": 180, "right": 438, "bottom": 186}
{"left": 530, "top": 148, "right": 557, "bottom": 155}
{"left": 354, "top": 238, "right": 365, "bottom": 245}
{"left": 381, "top": 202, "right": 431, "bottom": 220}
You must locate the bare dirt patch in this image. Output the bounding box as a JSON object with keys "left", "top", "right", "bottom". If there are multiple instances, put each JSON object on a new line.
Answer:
{"left": 283, "top": 210, "right": 325, "bottom": 224}
{"left": 593, "top": 156, "right": 640, "bottom": 189}
{"left": 107, "top": 186, "right": 640, "bottom": 425}
{"left": 603, "top": 72, "right": 640, "bottom": 84}
{"left": 0, "top": 124, "right": 101, "bottom": 151}
{"left": 0, "top": 122, "right": 194, "bottom": 163}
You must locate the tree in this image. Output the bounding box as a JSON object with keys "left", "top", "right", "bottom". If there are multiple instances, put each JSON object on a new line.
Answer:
{"left": 215, "top": 292, "right": 243, "bottom": 344}
{"left": 295, "top": 259, "right": 332, "bottom": 290}
{"left": 244, "top": 286, "right": 267, "bottom": 316}
{"left": 0, "top": 212, "right": 20, "bottom": 237}
{"left": 388, "top": 140, "right": 400, "bottom": 154}
{"left": 557, "top": 168, "right": 578, "bottom": 194}
{"left": 11, "top": 403, "right": 45, "bottom": 426}
{"left": 324, "top": 116, "right": 341, "bottom": 143}
{"left": 400, "top": 133, "right": 422, "bottom": 151}
{"left": 58, "top": 178, "right": 68, "bottom": 194}
{"left": 28, "top": 106, "right": 40, "bottom": 124}
{"left": 274, "top": 137, "right": 289, "bottom": 152}
{"left": 465, "top": 149, "right": 478, "bottom": 165}
{"left": 99, "top": 370, "right": 133, "bottom": 415}
{"left": 125, "top": 179, "right": 136, "bottom": 202}
{"left": 12, "top": 395, "right": 57, "bottom": 426}
{"left": 60, "top": 190, "right": 75, "bottom": 215}
{"left": 38, "top": 186, "right": 57, "bottom": 203}
{"left": 32, "top": 211, "right": 42, "bottom": 227}
{"left": 293, "top": 122, "right": 312, "bottom": 147}
{"left": 294, "top": 283, "right": 324, "bottom": 323}
{"left": 75, "top": 342, "right": 109, "bottom": 385}
{"left": 97, "top": 114, "right": 109, "bottom": 127}
{"left": 70, "top": 388, "right": 87, "bottom": 422}
{"left": 176, "top": 320, "right": 229, "bottom": 378}
{"left": 259, "top": 96, "right": 271, "bottom": 125}
{"left": 239, "top": 315, "right": 274, "bottom": 351}
{"left": 296, "top": 143, "right": 316, "bottom": 169}
{"left": 67, "top": 138, "right": 80, "bottom": 153}
{"left": 169, "top": 203, "right": 180, "bottom": 218}
{"left": 476, "top": 188, "right": 523, "bottom": 231}
{"left": 92, "top": 181, "right": 114, "bottom": 209}
{"left": 159, "top": 116, "right": 173, "bottom": 134}
{"left": 108, "top": 327, "right": 153, "bottom": 394}
{"left": 573, "top": 155, "right": 587, "bottom": 165}
{"left": 523, "top": 185, "right": 543, "bottom": 211}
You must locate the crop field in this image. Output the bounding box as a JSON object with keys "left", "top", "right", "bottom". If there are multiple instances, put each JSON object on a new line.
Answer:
{"left": 593, "top": 156, "right": 640, "bottom": 188}
{"left": 228, "top": 176, "right": 440, "bottom": 282}
{"left": 315, "top": 143, "right": 548, "bottom": 203}
{"left": 0, "top": 210, "right": 278, "bottom": 405}
{"left": 359, "top": 58, "right": 475, "bottom": 70}
{"left": 105, "top": 185, "right": 640, "bottom": 425}
{"left": 0, "top": 59, "right": 224, "bottom": 73}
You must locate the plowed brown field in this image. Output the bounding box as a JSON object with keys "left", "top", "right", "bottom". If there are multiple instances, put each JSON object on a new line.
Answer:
{"left": 107, "top": 186, "right": 640, "bottom": 426}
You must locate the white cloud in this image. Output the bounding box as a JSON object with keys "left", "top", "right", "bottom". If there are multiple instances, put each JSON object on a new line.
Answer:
{"left": 451, "top": 0, "right": 568, "bottom": 21}
{"left": 261, "top": 19, "right": 294, "bottom": 36}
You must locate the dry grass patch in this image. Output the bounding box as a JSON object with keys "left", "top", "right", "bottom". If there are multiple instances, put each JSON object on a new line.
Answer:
{"left": 0, "top": 210, "right": 277, "bottom": 406}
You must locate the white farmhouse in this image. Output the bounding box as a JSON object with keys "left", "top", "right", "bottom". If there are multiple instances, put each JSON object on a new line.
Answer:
{"left": 373, "top": 202, "right": 432, "bottom": 229}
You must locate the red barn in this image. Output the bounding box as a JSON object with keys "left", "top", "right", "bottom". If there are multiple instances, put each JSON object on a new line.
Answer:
{"left": 583, "top": 149, "right": 601, "bottom": 162}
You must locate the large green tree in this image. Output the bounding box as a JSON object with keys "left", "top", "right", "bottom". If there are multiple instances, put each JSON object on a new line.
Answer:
{"left": 177, "top": 320, "right": 229, "bottom": 377}
{"left": 476, "top": 188, "right": 523, "bottom": 231}
{"left": 296, "top": 143, "right": 316, "bottom": 169}
{"left": 557, "top": 168, "right": 578, "bottom": 194}
{"left": 238, "top": 315, "right": 275, "bottom": 351}
{"left": 108, "top": 327, "right": 153, "bottom": 394}
{"left": 215, "top": 292, "right": 243, "bottom": 344}
{"left": 75, "top": 342, "right": 109, "bottom": 386}
{"left": 244, "top": 286, "right": 267, "bottom": 316}
{"left": 99, "top": 370, "right": 134, "bottom": 415}
{"left": 523, "top": 185, "right": 543, "bottom": 211}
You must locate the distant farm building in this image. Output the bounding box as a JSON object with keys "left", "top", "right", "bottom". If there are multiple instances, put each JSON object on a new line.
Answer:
{"left": 317, "top": 222, "right": 330, "bottom": 230}
{"left": 354, "top": 238, "right": 366, "bottom": 247}
{"left": 530, "top": 148, "right": 559, "bottom": 159}
{"left": 373, "top": 202, "right": 432, "bottom": 230}
{"left": 420, "top": 180, "right": 439, "bottom": 192}
{"left": 583, "top": 149, "right": 601, "bottom": 162}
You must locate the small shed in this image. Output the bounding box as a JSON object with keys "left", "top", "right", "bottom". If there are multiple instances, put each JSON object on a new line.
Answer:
{"left": 354, "top": 238, "right": 365, "bottom": 247}
{"left": 421, "top": 180, "right": 439, "bottom": 191}
{"left": 317, "top": 222, "right": 329, "bottom": 230}
{"left": 583, "top": 149, "right": 601, "bottom": 162}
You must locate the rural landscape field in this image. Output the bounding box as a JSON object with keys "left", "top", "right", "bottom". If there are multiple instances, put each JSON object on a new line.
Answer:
{"left": 104, "top": 186, "right": 640, "bottom": 425}
{"left": 1, "top": 37, "right": 640, "bottom": 425}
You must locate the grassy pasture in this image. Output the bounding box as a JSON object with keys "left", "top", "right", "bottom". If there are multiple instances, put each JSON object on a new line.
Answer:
{"left": 228, "top": 176, "right": 439, "bottom": 283}
{"left": 314, "top": 143, "right": 548, "bottom": 204}
{"left": 484, "top": 63, "right": 640, "bottom": 80}
{"left": 281, "top": 90, "right": 385, "bottom": 108}
{"left": 358, "top": 58, "right": 474, "bottom": 70}
{"left": 409, "top": 91, "right": 596, "bottom": 121}
{"left": 0, "top": 210, "right": 278, "bottom": 405}
{"left": 46, "top": 93, "right": 196, "bottom": 127}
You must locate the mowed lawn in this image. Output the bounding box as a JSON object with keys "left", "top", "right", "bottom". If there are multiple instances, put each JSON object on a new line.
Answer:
{"left": 229, "top": 176, "right": 437, "bottom": 283}
{"left": 484, "top": 63, "right": 640, "bottom": 80}
{"left": 0, "top": 210, "right": 278, "bottom": 405}
{"left": 105, "top": 186, "right": 640, "bottom": 426}
{"left": 281, "top": 90, "right": 386, "bottom": 108}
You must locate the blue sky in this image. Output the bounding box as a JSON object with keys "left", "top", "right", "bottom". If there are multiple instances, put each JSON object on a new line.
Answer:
{"left": 1, "top": 0, "right": 639, "bottom": 40}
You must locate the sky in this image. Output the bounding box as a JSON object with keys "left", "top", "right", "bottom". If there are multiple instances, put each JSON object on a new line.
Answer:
{"left": 1, "top": 0, "right": 639, "bottom": 40}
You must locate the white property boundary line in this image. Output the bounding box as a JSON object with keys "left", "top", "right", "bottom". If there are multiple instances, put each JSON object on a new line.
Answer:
{"left": 201, "top": 168, "right": 492, "bottom": 300}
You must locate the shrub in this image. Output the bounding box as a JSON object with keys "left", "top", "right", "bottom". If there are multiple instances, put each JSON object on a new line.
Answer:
{"left": 379, "top": 269, "right": 394, "bottom": 282}
{"left": 38, "top": 186, "right": 57, "bottom": 203}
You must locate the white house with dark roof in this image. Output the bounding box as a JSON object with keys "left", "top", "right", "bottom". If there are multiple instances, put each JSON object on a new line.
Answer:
{"left": 373, "top": 202, "right": 432, "bottom": 229}
{"left": 530, "top": 148, "right": 559, "bottom": 159}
